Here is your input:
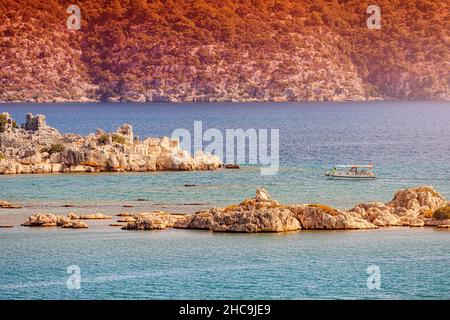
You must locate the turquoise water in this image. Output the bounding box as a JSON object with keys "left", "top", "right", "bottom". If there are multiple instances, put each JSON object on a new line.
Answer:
{"left": 0, "top": 101, "right": 449, "bottom": 299}
{"left": 1, "top": 226, "right": 449, "bottom": 299}
{"left": 1, "top": 101, "right": 450, "bottom": 208}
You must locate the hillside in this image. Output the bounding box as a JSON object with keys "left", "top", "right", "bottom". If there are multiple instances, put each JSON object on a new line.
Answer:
{"left": 0, "top": 0, "right": 449, "bottom": 102}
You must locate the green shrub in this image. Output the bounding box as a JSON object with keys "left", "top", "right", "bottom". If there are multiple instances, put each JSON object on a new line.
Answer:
{"left": 0, "top": 153, "right": 5, "bottom": 160}
{"left": 97, "top": 134, "right": 109, "bottom": 145}
{"left": 112, "top": 134, "right": 126, "bottom": 145}
{"left": 0, "top": 115, "right": 17, "bottom": 131}
{"left": 433, "top": 206, "right": 450, "bottom": 220}
{"left": 41, "top": 143, "right": 65, "bottom": 155}
{"left": 97, "top": 133, "right": 126, "bottom": 145}
{"left": 0, "top": 114, "right": 7, "bottom": 132}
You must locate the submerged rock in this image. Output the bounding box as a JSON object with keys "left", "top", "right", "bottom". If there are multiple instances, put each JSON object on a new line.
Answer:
{"left": 224, "top": 164, "right": 240, "bottom": 169}
{"left": 424, "top": 218, "right": 450, "bottom": 226}
{"left": 68, "top": 213, "right": 111, "bottom": 220}
{"left": 67, "top": 213, "right": 80, "bottom": 219}
{"left": 77, "top": 213, "right": 112, "bottom": 220}
{"left": 116, "top": 212, "right": 132, "bottom": 217}
{"left": 117, "top": 217, "right": 136, "bottom": 223}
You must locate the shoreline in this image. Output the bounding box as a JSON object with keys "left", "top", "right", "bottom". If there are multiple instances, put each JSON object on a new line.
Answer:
{"left": 2, "top": 98, "right": 450, "bottom": 104}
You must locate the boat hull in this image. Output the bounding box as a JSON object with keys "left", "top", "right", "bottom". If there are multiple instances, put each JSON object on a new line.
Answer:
{"left": 325, "top": 174, "right": 375, "bottom": 180}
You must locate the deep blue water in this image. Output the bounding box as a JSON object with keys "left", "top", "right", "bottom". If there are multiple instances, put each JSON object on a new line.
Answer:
{"left": 0, "top": 101, "right": 449, "bottom": 299}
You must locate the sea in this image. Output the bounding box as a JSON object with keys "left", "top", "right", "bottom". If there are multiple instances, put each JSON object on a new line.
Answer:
{"left": 0, "top": 101, "right": 449, "bottom": 299}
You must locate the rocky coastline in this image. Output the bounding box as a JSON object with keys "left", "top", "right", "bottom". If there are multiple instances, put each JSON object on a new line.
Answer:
{"left": 7, "top": 186, "right": 450, "bottom": 232}
{"left": 0, "top": 112, "right": 222, "bottom": 174}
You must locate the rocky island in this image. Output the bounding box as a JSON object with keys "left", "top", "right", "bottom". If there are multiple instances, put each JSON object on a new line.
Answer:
{"left": 170, "top": 186, "right": 450, "bottom": 231}
{"left": 0, "top": 112, "right": 222, "bottom": 174}
{"left": 16, "top": 186, "right": 450, "bottom": 232}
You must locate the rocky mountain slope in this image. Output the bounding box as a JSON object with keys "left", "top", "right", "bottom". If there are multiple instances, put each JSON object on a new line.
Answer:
{"left": 1, "top": 0, "right": 449, "bottom": 102}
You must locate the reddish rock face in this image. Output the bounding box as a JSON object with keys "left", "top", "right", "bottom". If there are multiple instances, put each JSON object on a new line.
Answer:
{"left": 1, "top": 1, "right": 448, "bottom": 103}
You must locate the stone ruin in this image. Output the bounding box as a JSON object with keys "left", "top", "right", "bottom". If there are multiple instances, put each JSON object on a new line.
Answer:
{"left": 23, "top": 113, "right": 47, "bottom": 131}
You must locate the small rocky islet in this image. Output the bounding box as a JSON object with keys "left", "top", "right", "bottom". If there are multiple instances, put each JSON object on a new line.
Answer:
{"left": 0, "top": 200, "right": 21, "bottom": 209}
{"left": 0, "top": 112, "right": 222, "bottom": 174}
{"left": 12, "top": 186, "right": 450, "bottom": 232}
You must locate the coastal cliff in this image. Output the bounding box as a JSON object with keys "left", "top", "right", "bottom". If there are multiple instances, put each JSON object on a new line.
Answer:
{"left": 1, "top": 0, "right": 448, "bottom": 103}
{"left": 0, "top": 112, "right": 222, "bottom": 174}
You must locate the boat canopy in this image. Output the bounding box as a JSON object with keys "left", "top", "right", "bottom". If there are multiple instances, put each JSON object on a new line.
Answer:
{"left": 335, "top": 165, "right": 373, "bottom": 168}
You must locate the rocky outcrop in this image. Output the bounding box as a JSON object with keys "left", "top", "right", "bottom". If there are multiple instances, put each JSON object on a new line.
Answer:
{"left": 349, "top": 186, "right": 448, "bottom": 227}
{"left": 117, "top": 217, "right": 136, "bottom": 223}
{"left": 16, "top": 186, "right": 449, "bottom": 233}
{"left": 122, "top": 212, "right": 187, "bottom": 230}
{"left": 176, "top": 188, "right": 377, "bottom": 232}
{"left": 22, "top": 213, "right": 89, "bottom": 228}
{"left": 174, "top": 189, "right": 302, "bottom": 232}
{"left": 0, "top": 113, "right": 222, "bottom": 174}
{"left": 110, "top": 223, "right": 125, "bottom": 227}
{"left": 0, "top": 200, "right": 21, "bottom": 209}
{"left": 177, "top": 208, "right": 301, "bottom": 233}
{"left": 116, "top": 212, "right": 132, "bottom": 217}
{"left": 22, "top": 214, "right": 70, "bottom": 227}
{"left": 70, "top": 213, "right": 112, "bottom": 220}
{"left": 388, "top": 186, "right": 447, "bottom": 214}
{"left": 61, "top": 221, "right": 88, "bottom": 229}
{"left": 289, "top": 205, "right": 377, "bottom": 230}
{"left": 123, "top": 186, "right": 448, "bottom": 233}
{"left": 424, "top": 219, "right": 450, "bottom": 227}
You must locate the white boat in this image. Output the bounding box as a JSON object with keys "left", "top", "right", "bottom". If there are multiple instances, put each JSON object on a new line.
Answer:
{"left": 325, "top": 164, "right": 375, "bottom": 180}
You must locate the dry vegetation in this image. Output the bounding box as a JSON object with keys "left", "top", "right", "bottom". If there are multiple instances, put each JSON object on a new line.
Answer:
{"left": 433, "top": 206, "right": 450, "bottom": 220}
{"left": 308, "top": 204, "right": 339, "bottom": 216}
